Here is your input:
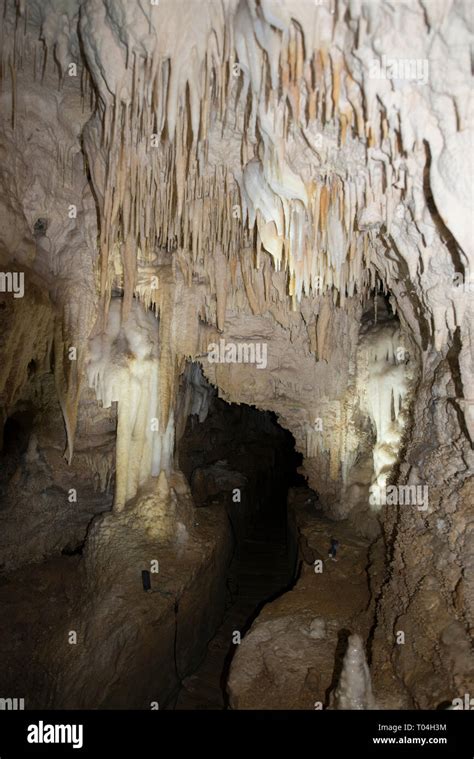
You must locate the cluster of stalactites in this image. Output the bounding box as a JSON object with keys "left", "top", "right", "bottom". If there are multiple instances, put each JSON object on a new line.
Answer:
{"left": 233, "top": 0, "right": 405, "bottom": 307}
{"left": 357, "top": 323, "right": 414, "bottom": 503}
{"left": 2, "top": 1, "right": 431, "bottom": 317}
{"left": 0, "top": 9, "right": 96, "bottom": 131}
{"left": 93, "top": 0, "right": 406, "bottom": 317}
{"left": 305, "top": 397, "right": 359, "bottom": 486}
{"left": 304, "top": 312, "right": 414, "bottom": 492}
{"left": 97, "top": 16, "right": 243, "bottom": 319}
{"left": 240, "top": 156, "right": 383, "bottom": 308}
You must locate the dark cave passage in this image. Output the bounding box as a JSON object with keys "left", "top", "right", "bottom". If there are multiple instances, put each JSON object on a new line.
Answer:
{"left": 170, "top": 398, "right": 309, "bottom": 709}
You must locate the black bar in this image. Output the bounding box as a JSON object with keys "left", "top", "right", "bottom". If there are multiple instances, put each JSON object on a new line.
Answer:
{"left": 0, "top": 710, "right": 472, "bottom": 757}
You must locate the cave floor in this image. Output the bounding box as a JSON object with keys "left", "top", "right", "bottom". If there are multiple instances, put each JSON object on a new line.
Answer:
{"left": 0, "top": 490, "right": 375, "bottom": 710}
{"left": 0, "top": 555, "right": 82, "bottom": 702}
{"left": 173, "top": 491, "right": 375, "bottom": 709}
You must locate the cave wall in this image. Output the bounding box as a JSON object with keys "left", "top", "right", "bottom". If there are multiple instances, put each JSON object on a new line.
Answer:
{"left": 371, "top": 351, "right": 474, "bottom": 707}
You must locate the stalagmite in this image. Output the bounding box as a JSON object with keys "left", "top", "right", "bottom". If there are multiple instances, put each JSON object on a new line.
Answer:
{"left": 331, "top": 634, "right": 377, "bottom": 710}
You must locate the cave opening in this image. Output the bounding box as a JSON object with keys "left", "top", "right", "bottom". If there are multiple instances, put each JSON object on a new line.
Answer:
{"left": 0, "top": 407, "right": 37, "bottom": 502}
{"left": 171, "top": 395, "right": 310, "bottom": 709}
{"left": 1, "top": 410, "right": 34, "bottom": 457}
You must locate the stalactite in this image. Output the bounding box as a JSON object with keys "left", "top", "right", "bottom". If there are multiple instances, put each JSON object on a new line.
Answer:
{"left": 214, "top": 244, "right": 228, "bottom": 331}
{"left": 9, "top": 58, "right": 16, "bottom": 129}
{"left": 84, "top": 0, "right": 384, "bottom": 322}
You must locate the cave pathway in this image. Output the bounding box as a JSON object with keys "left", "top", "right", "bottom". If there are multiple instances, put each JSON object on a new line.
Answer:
{"left": 172, "top": 509, "right": 292, "bottom": 709}
{"left": 171, "top": 489, "right": 374, "bottom": 710}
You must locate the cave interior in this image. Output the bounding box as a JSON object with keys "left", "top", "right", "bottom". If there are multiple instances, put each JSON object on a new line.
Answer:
{"left": 0, "top": 0, "right": 472, "bottom": 714}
